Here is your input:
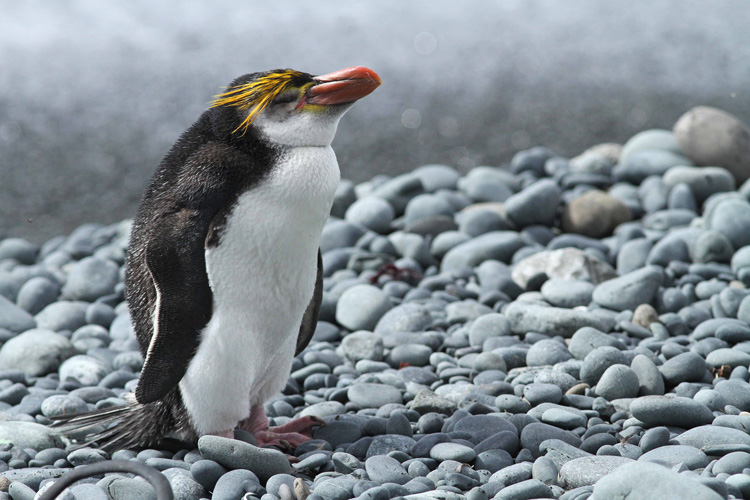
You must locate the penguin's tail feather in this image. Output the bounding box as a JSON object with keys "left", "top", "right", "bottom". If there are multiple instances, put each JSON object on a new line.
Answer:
{"left": 49, "top": 393, "right": 194, "bottom": 452}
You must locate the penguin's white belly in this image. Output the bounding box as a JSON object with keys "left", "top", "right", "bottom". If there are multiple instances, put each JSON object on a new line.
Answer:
{"left": 179, "top": 146, "right": 339, "bottom": 435}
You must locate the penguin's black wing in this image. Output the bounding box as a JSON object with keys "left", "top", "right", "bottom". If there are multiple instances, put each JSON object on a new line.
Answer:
{"left": 295, "top": 249, "right": 323, "bottom": 355}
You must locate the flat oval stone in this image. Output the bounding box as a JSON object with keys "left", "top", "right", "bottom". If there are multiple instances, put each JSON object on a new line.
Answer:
{"left": 429, "top": 442, "right": 476, "bottom": 462}
{"left": 675, "top": 425, "right": 750, "bottom": 449}
{"left": 630, "top": 396, "right": 714, "bottom": 428}
{"left": 558, "top": 455, "right": 633, "bottom": 489}
{"left": 348, "top": 383, "right": 402, "bottom": 408}
{"left": 638, "top": 445, "right": 709, "bottom": 470}
{"left": 197, "top": 435, "right": 291, "bottom": 484}
{"left": 591, "top": 461, "right": 723, "bottom": 500}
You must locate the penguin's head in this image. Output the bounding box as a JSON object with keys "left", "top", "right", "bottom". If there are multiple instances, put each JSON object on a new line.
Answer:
{"left": 210, "top": 66, "right": 381, "bottom": 147}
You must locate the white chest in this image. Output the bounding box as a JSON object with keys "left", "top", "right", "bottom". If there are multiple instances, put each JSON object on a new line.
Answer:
{"left": 179, "top": 146, "right": 339, "bottom": 434}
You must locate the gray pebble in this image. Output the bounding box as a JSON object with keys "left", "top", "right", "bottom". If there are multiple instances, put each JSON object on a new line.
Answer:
{"left": 0, "top": 329, "right": 75, "bottom": 376}
{"left": 197, "top": 435, "right": 291, "bottom": 483}
{"left": 595, "top": 364, "right": 640, "bottom": 400}
{"left": 211, "top": 469, "right": 261, "bottom": 500}
{"left": 592, "top": 265, "right": 663, "bottom": 312}
{"left": 345, "top": 197, "right": 395, "bottom": 234}
{"left": 348, "top": 383, "right": 402, "bottom": 408}
{"left": 365, "top": 455, "right": 410, "bottom": 485}
{"left": 61, "top": 257, "right": 119, "bottom": 302}
{"left": 525, "top": 339, "right": 572, "bottom": 367}
{"left": 336, "top": 285, "right": 392, "bottom": 332}
{"left": 16, "top": 277, "right": 60, "bottom": 315}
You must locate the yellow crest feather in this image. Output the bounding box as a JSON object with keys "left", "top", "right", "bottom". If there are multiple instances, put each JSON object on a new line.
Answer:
{"left": 210, "top": 70, "right": 305, "bottom": 136}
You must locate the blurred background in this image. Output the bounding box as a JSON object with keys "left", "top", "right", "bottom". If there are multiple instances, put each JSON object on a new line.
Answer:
{"left": 1, "top": 0, "right": 749, "bottom": 242}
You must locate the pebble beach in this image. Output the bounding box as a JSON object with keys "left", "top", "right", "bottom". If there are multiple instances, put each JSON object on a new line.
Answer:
{"left": 1, "top": 105, "right": 750, "bottom": 499}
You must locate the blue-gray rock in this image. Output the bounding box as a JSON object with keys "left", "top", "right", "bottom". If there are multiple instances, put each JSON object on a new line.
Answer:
{"left": 520, "top": 423, "right": 581, "bottom": 458}
{"left": 0, "top": 294, "right": 35, "bottom": 334}
{"left": 620, "top": 129, "right": 682, "bottom": 164}
{"left": 616, "top": 149, "right": 692, "bottom": 184}
{"left": 523, "top": 384, "right": 563, "bottom": 406}
{"left": 668, "top": 182, "right": 698, "bottom": 211}
{"left": 336, "top": 285, "right": 392, "bottom": 332}
{"left": 340, "top": 331, "right": 384, "bottom": 362}
{"left": 663, "top": 165, "right": 735, "bottom": 204}
{"left": 365, "top": 455, "right": 410, "bottom": 485}
{"left": 580, "top": 347, "right": 626, "bottom": 386}
{"left": 706, "top": 199, "right": 750, "bottom": 250}
{"left": 732, "top": 245, "right": 750, "bottom": 272}
{"left": 595, "top": 364, "right": 639, "bottom": 400}
{"left": 441, "top": 231, "right": 525, "bottom": 272}
{"left": 345, "top": 197, "right": 394, "bottom": 234}
{"left": 658, "top": 351, "right": 707, "bottom": 385}
{"left": 511, "top": 147, "right": 555, "bottom": 175}
{"left": 366, "top": 435, "right": 417, "bottom": 458}
{"left": 675, "top": 425, "right": 750, "bottom": 448}
{"left": 674, "top": 106, "right": 750, "bottom": 185}
{"left": 34, "top": 300, "right": 88, "bottom": 331}
{"left": 0, "top": 238, "right": 38, "bottom": 264}
{"left": 558, "top": 456, "right": 633, "bottom": 489}
{"left": 568, "top": 327, "right": 625, "bottom": 361}
{"left": 348, "top": 383, "right": 402, "bottom": 408}
{"left": 630, "top": 396, "right": 714, "bottom": 429}
{"left": 370, "top": 174, "right": 425, "bottom": 215}
{"left": 692, "top": 230, "right": 734, "bottom": 264}
{"left": 591, "top": 461, "right": 723, "bottom": 500}
{"left": 59, "top": 355, "right": 110, "bottom": 385}
{"left": 592, "top": 266, "right": 663, "bottom": 312}
{"left": 331, "top": 180, "right": 357, "bottom": 218}
{"left": 714, "top": 379, "right": 750, "bottom": 411}
{"left": 706, "top": 348, "right": 750, "bottom": 369}
{"left": 412, "top": 164, "right": 460, "bottom": 192}
{"left": 495, "top": 478, "right": 553, "bottom": 500}
{"left": 320, "top": 220, "right": 367, "bottom": 253}
{"left": 404, "top": 194, "right": 455, "bottom": 227}
{"left": 197, "top": 435, "right": 292, "bottom": 483}
{"left": 61, "top": 256, "right": 119, "bottom": 301}
{"left": 0, "top": 421, "right": 64, "bottom": 449}
{"left": 541, "top": 408, "right": 586, "bottom": 430}
{"left": 388, "top": 344, "right": 432, "bottom": 368}
{"left": 454, "top": 414, "right": 518, "bottom": 443}
{"left": 639, "top": 427, "right": 671, "bottom": 453}
{"left": 457, "top": 208, "right": 509, "bottom": 237}
{"left": 67, "top": 447, "right": 108, "bottom": 466}
{"left": 0, "top": 329, "right": 75, "bottom": 376}
{"left": 15, "top": 277, "right": 60, "bottom": 315}
{"left": 504, "top": 179, "right": 561, "bottom": 228}
{"left": 431, "top": 231, "right": 472, "bottom": 259}
{"left": 429, "top": 442, "right": 476, "bottom": 462}
{"left": 189, "top": 459, "right": 227, "bottom": 491}
{"left": 105, "top": 477, "right": 160, "bottom": 500}
{"left": 525, "top": 339, "right": 572, "bottom": 367}
{"left": 313, "top": 420, "right": 362, "bottom": 448}
{"left": 70, "top": 483, "right": 108, "bottom": 500}
{"left": 713, "top": 451, "right": 750, "bottom": 475}
{"left": 409, "top": 389, "right": 457, "bottom": 416}
{"left": 374, "top": 303, "right": 432, "bottom": 334}
{"left": 40, "top": 394, "right": 88, "bottom": 417}
{"left": 211, "top": 469, "right": 261, "bottom": 500}
{"left": 638, "top": 445, "right": 709, "bottom": 469}
{"left": 630, "top": 354, "right": 665, "bottom": 396}
{"left": 540, "top": 279, "right": 594, "bottom": 309}
{"left": 504, "top": 302, "right": 613, "bottom": 338}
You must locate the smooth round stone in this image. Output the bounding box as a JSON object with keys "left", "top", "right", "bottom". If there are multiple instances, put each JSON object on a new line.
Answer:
{"left": 211, "top": 469, "right": 262, "bottom": 500}
{"left": 541, "top": 408, "right": 586, "bottom": 430}
{"left": 340, "top": 331, "right": 384, "bottom": 362}
{"left": 616, "top": 238, "right": 652, "bottom": 274}
{"left": 558, "top": 456, "right": 633, "bottom": 489}
{"left": 714, "top": 379, "right": 750, "bottom": 411}
{"left": 370, "top": 174, "right": 425, "bottom": 214}
{"left": 525, "top": 339, "right": 572, "bottom": 367}
{"left": 595, "top": 364, "right": 639, "bottom": 400}
{"left": 431, "top": 231, "right": 472, "bottom": 259}
{"left": 676, "top": 425, "right": 750, "bottom": 449}
{"left": 61, "top": 257, "right": 119, "bottom": 302}
{"left": 658, "top": 351, "right": 707, "bottom": 385}
{"left": 35, "top": 300, "right": 88, "bottom": 331}
{"left": 534, "top": 370, "right": 577, "bottom": 393}
{"left": 105, "top": 477, "right": 158, "bottom": 500}
{"left": 441, "top": 231, "right": 525, "bottom": 273}
{"left": 706, "top": 199, "right": 750, "bottom": 250}
{"left": 457, "top": 209, "right": 508, "bottom": 237}
{"left": 445, "top": 300, "right": 492, "bottom": 323}
{"left": 336, "top": 285, "right": 392, "bottom": 332}
{"left": 0, "top": 238, "right": 38, "bottom": 264}
{"left": 348, "top": 383, "right": 402, "bottom": 408}
{"left": 374, "top": 303, "right": 433, "bottom": 334}
{"left": 0, "top": 328, "right": 75, "bottom": 376}
{"left": 668, "top": 182, "right": 698, "bottom": 211}
{"left": 0, "top": 294, "right": 36, "bottom": 333}
{"left": 713, "top": 452, "right": 750, "bottom": 475}
{"left": 591, "top": 461, "right": 723, "bottom": 500}
{"left": 638, "top": 445, "right": 709, "bottom": 470}
{"left": 692, "top": 231, "right": 734, "bottom": 266}
{"left": 592, "top": 265, "right": 663, "bottom": 312}
{"left": 732, "top": 245, "right": 750, "bottom": 272}
{"left": 412, "top": 164, "right": 460, "bottom": 192}
{"left": 693, "top": 389, "right": 727, "bottom": 412}
{"left": 631, "top": 395, "right": 713, "bottom": 428}
{"left": 620, "top": 129, "right": 682, "bottom": 163}
{"left": 345, "top": 197, "right": 395, "bottom": 234}
{"left": 705, "top": 348, "right": 750, "bottom": 369}
{"left": 674, "top": 106, "right": 750, "bottom": 184}
{"left": 59, "top": 354, "right": 110, "bottom": 385}
{"left": 639, "top": 427, "right": 671, "bottom": 453}
{"left": 16, "top": 277, "right": 60, "bottom": 315}
{"left": 511, "top": 147, "right": 555, "bottom": 175}
{"left": 404, "top": 194, "right": 455, "bottom": 227}
{"left": 331, "top": 180, "right": 357, "bottom": 218}
{"left": 664, "top": 165, "right": 736, "bottom": 204}
{"left": 495, "top": 478, "right": 553, "bottom": 500}
{"left": 531, "top": 456, "right": 558, "bottom": 485}
{"left": 561, "top": 190, "right": 631, "bottom": 238}
{"left": 299, "top": 401, "right": 346, "bottom": 419}
{"left": 568, "top": 327, "right": 625, "bottom": 360}
{"left": 540, "top": 279, "right": 594, "bottom": 309}
{"left": 504, "top": 179, "right": 561, "bottom": 228}
{"left": 190, "top": 460, "right": 227, "bottom": 491}
{"left": 520, "top": 423, "right": 581, "bottom": 458}
{"left": 580, "top": 347, "right": 626, "bottom": 386}
{"left": 429, "top": 442, "right": 476, "bottom": 463}
{"left": 630, "top": 354, "right": 665, "bottom": 396}
{"left": 454, "top": 415, "right": 518, "bottom": 443}
{"left": 320, "top": 220, "right": 367, "bottom": 253}
{"left": 198, "top": 436, "right": 291, "bottom": 483}
{"left": 40, "top": 394, "right": 88, "bottom": 418}
{"left": 503, "top": 302, "right": 612, "bottom": 339}
{"left": 523, "top": 383, "right": 563, "bottom": 406}
{"left": 616, "top": 149, "right": 691, "bottom": 184}
{"left": 472, "top": 352, "right": 507, "bottom": 372}
{"left": 495, "top": 394, "right": 531, "bottom": 414}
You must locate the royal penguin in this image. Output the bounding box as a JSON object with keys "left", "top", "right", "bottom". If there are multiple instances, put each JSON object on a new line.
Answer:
{"left": 54, "top": 66, "right": 381, "bottom": 451}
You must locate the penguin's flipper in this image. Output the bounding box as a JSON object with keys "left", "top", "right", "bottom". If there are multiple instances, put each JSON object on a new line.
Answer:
{"left": 295, "top": 249, "right": 323, "bottom": 355}
{"left": 135, "top": 211, "right": 214, "bottom": 404}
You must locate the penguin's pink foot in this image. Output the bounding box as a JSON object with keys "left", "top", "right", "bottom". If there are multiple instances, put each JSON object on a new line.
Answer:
{"left": 238, "top": 404, "right": 325, "bottom": 451}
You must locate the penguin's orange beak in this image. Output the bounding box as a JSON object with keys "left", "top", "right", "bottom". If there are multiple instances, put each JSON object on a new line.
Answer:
{"left": 305, "top": 67, "right": 381, "bottom": 106}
